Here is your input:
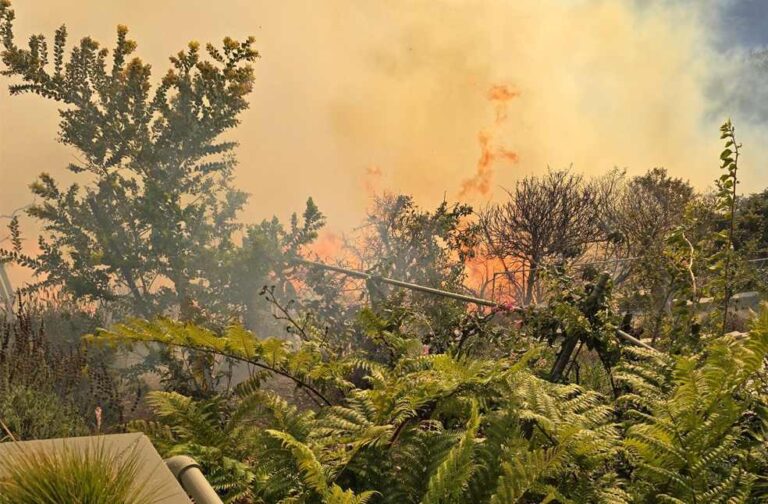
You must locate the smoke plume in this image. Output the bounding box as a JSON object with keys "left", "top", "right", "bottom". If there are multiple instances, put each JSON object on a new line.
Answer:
{"left": 1, "top": 0, "right": 767, "bottom": 258}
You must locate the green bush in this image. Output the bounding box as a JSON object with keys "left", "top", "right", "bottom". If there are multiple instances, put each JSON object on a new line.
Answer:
{"left": 0, "top": 385, "right": 87, "bottom": 441}
{"left": 0, "top": 298, "right": 141, "bottom": 436}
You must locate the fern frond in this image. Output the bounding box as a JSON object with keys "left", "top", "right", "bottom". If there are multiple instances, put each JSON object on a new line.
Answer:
{"left": 266, "top": 429, "right": 330, "bottom": 495}
{"left": 420, "top": 402, "right": 480, "bottom": 504}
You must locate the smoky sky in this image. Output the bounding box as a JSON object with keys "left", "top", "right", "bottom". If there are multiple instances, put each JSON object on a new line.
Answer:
{"left": 2, "top": 0, "right": 768, "bottom": 273}
{"left": 717, "top": 0, "right": 768, "bottom": 49}
{"left": 705, "top": 0, "right": 768, "bottom": 125}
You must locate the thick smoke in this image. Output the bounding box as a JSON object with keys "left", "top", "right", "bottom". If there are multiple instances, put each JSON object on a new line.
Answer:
{"left": 324, "top": 0, "right": 766, "bottom": 217}
{"left": 1, "top": 0, "right": 766, "bottom": 242}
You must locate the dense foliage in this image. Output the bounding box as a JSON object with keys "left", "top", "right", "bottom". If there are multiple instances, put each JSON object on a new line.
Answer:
{"left": 0, "top": 0, "right": 323, "bottom": 327}
{"left": 87, "top": 309, "right": 768, "bottom": 503}
{"left": 0, "top": 298, "right": 137, "bottom": 440}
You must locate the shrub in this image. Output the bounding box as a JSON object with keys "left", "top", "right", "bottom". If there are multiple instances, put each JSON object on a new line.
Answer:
{"left": 0, "top": 297, "right": 140, "bottom": 436}
{"left": 0, "top": 385, "right": 87, "bottom": 441}
{"left": 95, "top": 307, "right": 768, "bottom": 503}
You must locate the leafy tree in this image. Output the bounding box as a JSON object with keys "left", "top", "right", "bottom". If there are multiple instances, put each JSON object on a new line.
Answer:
{"left": 0, "top": 1, "right": 258, "bottom": 318}
{"left": 609, "top": 168, "right": 695, "bottom": 340}
{"left": 299, "top": 195, "right": 480, "bottom": 353}
{"left": 0, "top": 1, "right": 332, "bottom": 403}
{"left": 612, "top": 168, "right": 693, "bottom": 271}
{"left": 233, "top": 199, "right": 326, "bottom": 332}
{"left": 356, "top": 195, "right": 478, "bottom": 349}
{"left": 355, "top": 195, "right": 476, "bottom": 290}
{"left": 735, "top": 189, "right": 768, "bottom": 256}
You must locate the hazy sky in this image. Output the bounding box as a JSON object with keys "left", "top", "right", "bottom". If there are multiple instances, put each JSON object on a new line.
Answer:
{"left": 716, "top": 0, "right": 768, "bottom": 48}
{"left": 1, "top": 0, "right": 767, "bottom": 236}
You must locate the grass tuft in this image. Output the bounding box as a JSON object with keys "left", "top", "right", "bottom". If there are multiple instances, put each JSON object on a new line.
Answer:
{"left": 0, "top": 438, "right": 165, "bottom": 504}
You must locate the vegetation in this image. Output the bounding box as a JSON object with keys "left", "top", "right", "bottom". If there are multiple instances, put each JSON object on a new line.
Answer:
{"left": 1, "top": 1, "right": 768, "bottom": 503}
{"left": 0, "top": 439, "right": 165, "bottom": 504}
{"left": 479, "top": 170, "right": 602, "bottom": 304}
{"left": 84, "top": 308, "right": 768, "bottom": 503}
{"left": 0, "top": 0, "right": 321, "bottom": 327}
{"left": 0, "top": 298, "right": 136, "bottom": 440}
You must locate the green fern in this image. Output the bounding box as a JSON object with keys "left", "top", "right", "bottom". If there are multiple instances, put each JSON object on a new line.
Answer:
{"left": 618, "top": 308, "right": 768, "bottom": 503}
{"left": 420, "top": 401, "right": 480, "bottom": 504}
{"left": 119, "top": 306, "right": 768, "bottom": 503}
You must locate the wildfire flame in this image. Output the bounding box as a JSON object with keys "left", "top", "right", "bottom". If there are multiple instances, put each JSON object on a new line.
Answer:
{"left": 458, "top": 84, "right": 520, "bottom": 198}
{"left": 463, "top": 254, "right": 522, "bottom": 305}
{"left": 306, "top": 230, "right": 345, "bottom": 262}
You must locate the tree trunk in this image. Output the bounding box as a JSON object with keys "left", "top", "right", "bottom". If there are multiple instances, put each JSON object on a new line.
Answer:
{"left": 550, "top": 334, "right": 579, "bottom": 382}
{"left": 525, "top": 260, "right": 538, "bottom": 305}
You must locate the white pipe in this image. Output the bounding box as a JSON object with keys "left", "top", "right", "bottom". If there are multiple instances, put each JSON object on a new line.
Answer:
{"left": 165, "top": 455, "right": 223, "bottom": 504}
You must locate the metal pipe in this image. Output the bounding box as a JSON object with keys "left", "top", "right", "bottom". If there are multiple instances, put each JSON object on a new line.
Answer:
{"left": 165, "top": 455, "right": 223, "bottom": 504}
{"left": 295, "top": 258, "right": 498, "bottom": 307}
{"left": 615, "top": 329, "right": 657, "bottom": 352}
{"left": 294, "top": 258, "right": 658, "bottom": 351}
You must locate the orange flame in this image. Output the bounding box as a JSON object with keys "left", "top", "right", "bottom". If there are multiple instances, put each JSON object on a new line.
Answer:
{"left": 458, "top": 84, "right": 520, "bottom": 198}
{"left": 463, "top": 253, "right": 528, "bottom": 306}
{"left": 305, "top": 230, "right": 345, "bottom": 262}
{"left": 487, "top": 84, "right": 520, "bottom": 121}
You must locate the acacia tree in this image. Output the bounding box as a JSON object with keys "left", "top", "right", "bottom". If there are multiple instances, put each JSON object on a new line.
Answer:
{"left": 0, "top": 1, "right": 260, "bottom": 317}
{"left": 480, "top": 170, "right": 599, "bottom": 304}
